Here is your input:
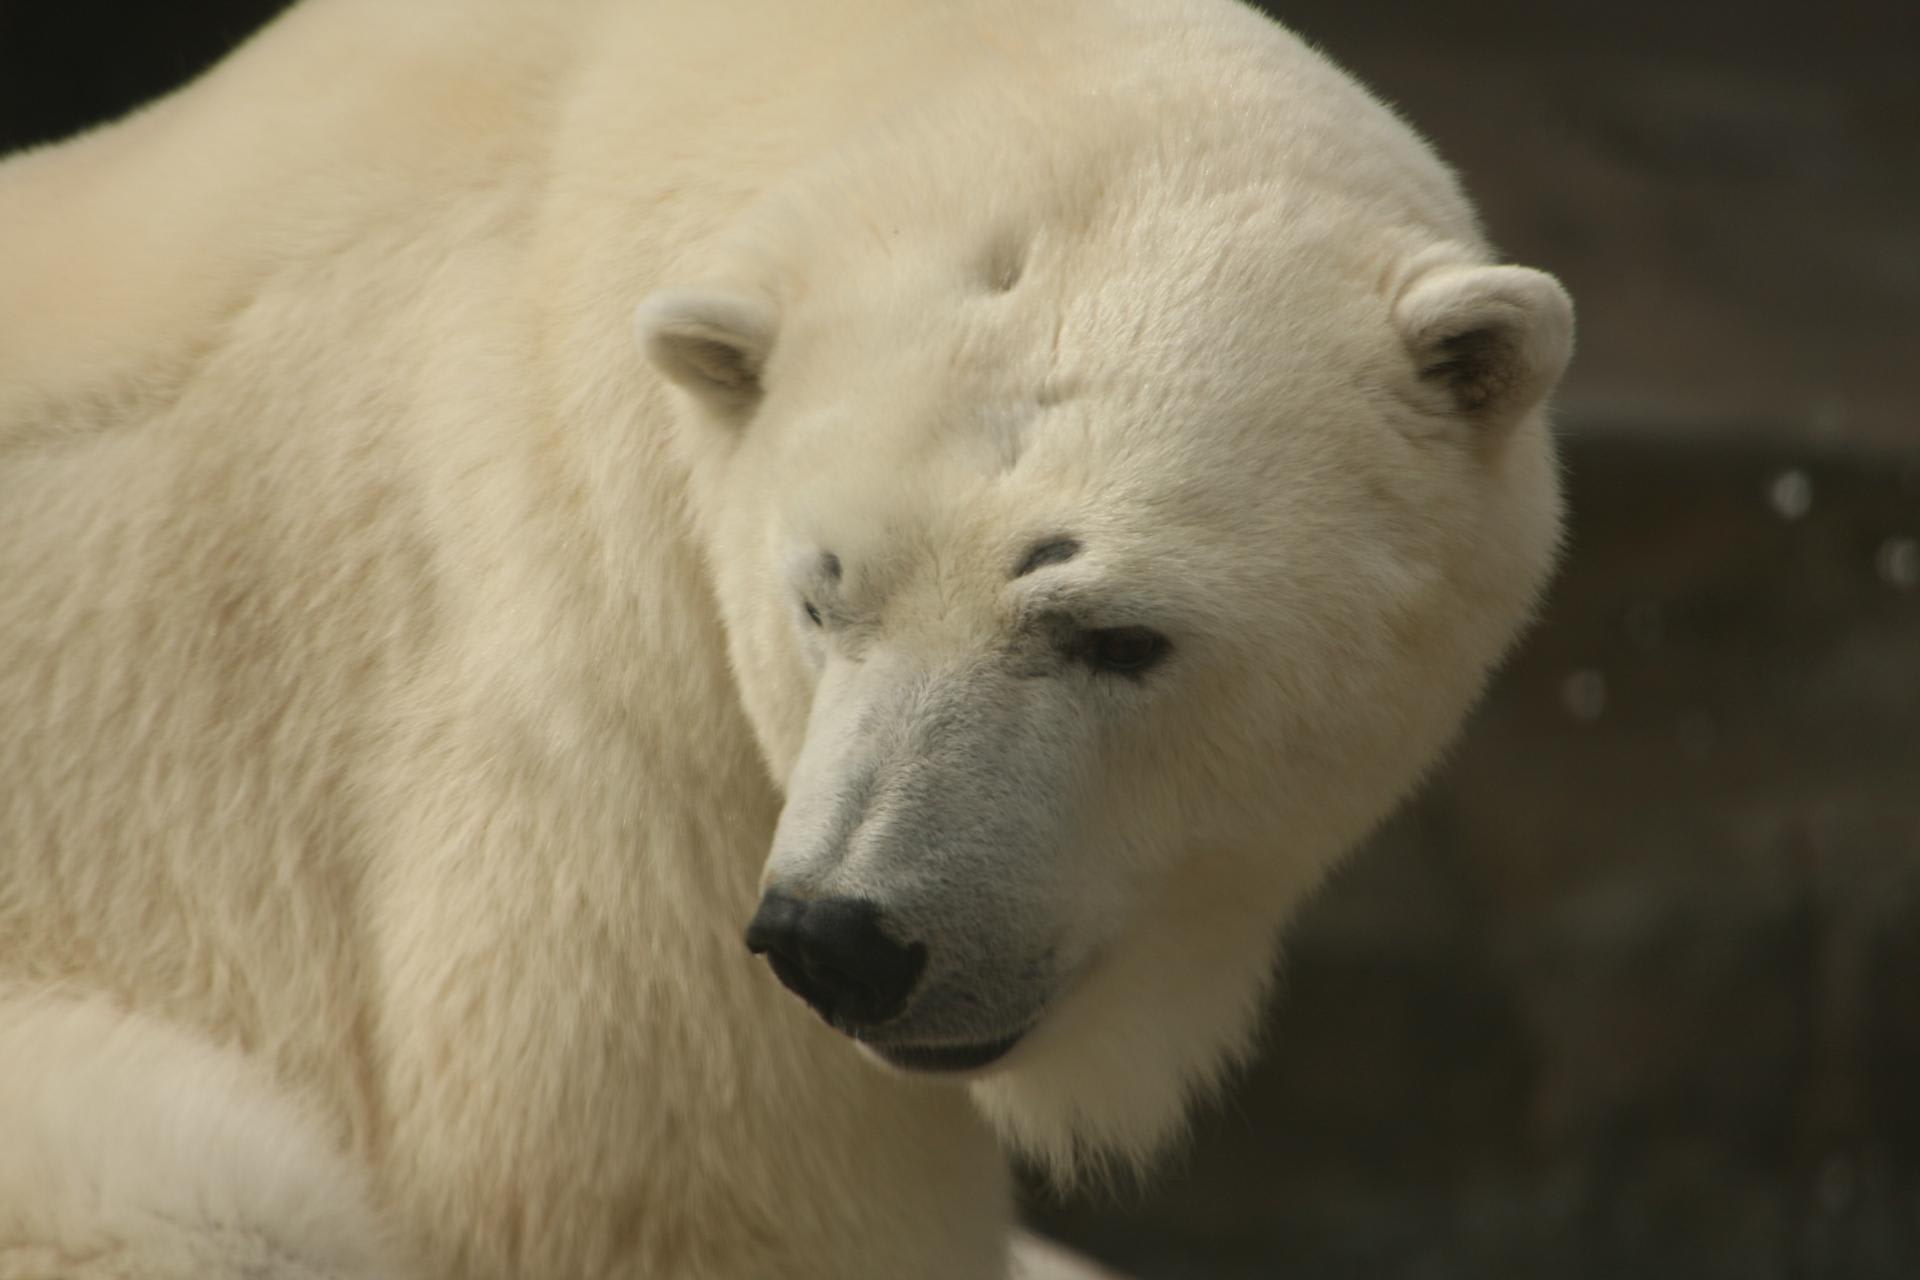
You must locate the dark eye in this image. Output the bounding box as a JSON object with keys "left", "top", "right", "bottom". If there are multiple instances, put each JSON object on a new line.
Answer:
{"left": 803, "top": 602, "right": 823, "bottom": 626}
{"left": 1079, "top": 626, "right": 1169, "bottom": 676}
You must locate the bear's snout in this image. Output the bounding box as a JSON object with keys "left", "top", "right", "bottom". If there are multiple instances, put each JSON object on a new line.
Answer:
{"left": 745, "top": 893, "right": 927, "bottom": 1029}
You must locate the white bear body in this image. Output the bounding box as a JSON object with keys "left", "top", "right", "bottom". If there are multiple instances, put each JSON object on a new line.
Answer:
{"left": 0, "top": 1, "right": 1569, "bottom": 1277}
{"left": 0, "top": 991, "right": 406, "bottom": 1279}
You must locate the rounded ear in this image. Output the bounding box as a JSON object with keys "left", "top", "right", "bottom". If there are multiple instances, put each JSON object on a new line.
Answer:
{"left": 634, "top": 287, "right": 778, "bottom": 414}
{"left": 1393, "top": 261, "right": 1574, "bottom": 433}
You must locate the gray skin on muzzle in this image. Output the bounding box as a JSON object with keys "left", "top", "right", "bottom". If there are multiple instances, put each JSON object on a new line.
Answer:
{"left": 755, "top": 648, "right": 1087, "bottom": 1059}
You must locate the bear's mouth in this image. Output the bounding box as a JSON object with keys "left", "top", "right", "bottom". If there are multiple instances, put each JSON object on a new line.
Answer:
{"left": 860, "top": 1030, "right": 1027, "bottom": 1074}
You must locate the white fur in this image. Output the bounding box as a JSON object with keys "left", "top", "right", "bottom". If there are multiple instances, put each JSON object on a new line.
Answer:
{"left": 0, "top": 992, "right": 401, "bottom": 1279}
{"left": 0, "top": 0, "right": 1570, "bottom": 1274}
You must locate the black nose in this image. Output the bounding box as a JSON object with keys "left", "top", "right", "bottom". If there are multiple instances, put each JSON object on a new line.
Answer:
{"left": 744, "top": 893, "right": 926, "bottom": 1028}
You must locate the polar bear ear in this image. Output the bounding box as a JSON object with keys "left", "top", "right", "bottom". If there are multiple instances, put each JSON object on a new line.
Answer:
{"left": 634, "top": 288, "right": 777, "bottom": 414}
{"left": 1393, "top": 262, "right": 1574, "bottom": 434}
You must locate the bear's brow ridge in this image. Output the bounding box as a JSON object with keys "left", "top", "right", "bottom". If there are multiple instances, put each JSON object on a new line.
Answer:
{"left": 1012, "top": 537, "right": 1080, "bottom": 579}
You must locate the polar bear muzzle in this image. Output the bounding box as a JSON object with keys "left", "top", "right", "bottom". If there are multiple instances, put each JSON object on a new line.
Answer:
{"left": 744, "top": 892, "right": 927, "bottom": 1029}
{"left": 744, "top": 889, "right": 1035, "bottom": 1074}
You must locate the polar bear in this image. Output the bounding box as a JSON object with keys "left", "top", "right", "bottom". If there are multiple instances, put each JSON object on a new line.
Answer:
{"left": 0, "top": 0, "right": 1571, "bottom": 1276}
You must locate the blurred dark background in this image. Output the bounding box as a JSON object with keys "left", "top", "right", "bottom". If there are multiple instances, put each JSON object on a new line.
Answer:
{"left": 6, "top": 3, "right": 1916, "bottom": 1277}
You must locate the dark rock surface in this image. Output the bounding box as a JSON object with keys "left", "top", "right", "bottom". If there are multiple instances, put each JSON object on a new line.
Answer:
{"left": 1258, "top": 0, "right": 1920, "bottom": 455}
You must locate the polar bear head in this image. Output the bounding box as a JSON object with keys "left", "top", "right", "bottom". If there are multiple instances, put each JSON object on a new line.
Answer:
{"left": 635, "top": 81, "right": 1571, "bottom": 1177}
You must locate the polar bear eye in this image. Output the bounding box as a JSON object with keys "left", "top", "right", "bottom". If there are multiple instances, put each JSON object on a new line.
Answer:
{"left": 1078, "top": 626, "right": 1169, "bottom": 676}
{"left": 803, "top": 602, "right": 823, "bottom": 627}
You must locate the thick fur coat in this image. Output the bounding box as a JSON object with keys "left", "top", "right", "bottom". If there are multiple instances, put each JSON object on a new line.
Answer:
{"left": 0, "top": 0, "right": 1571, "bottom": 1276}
